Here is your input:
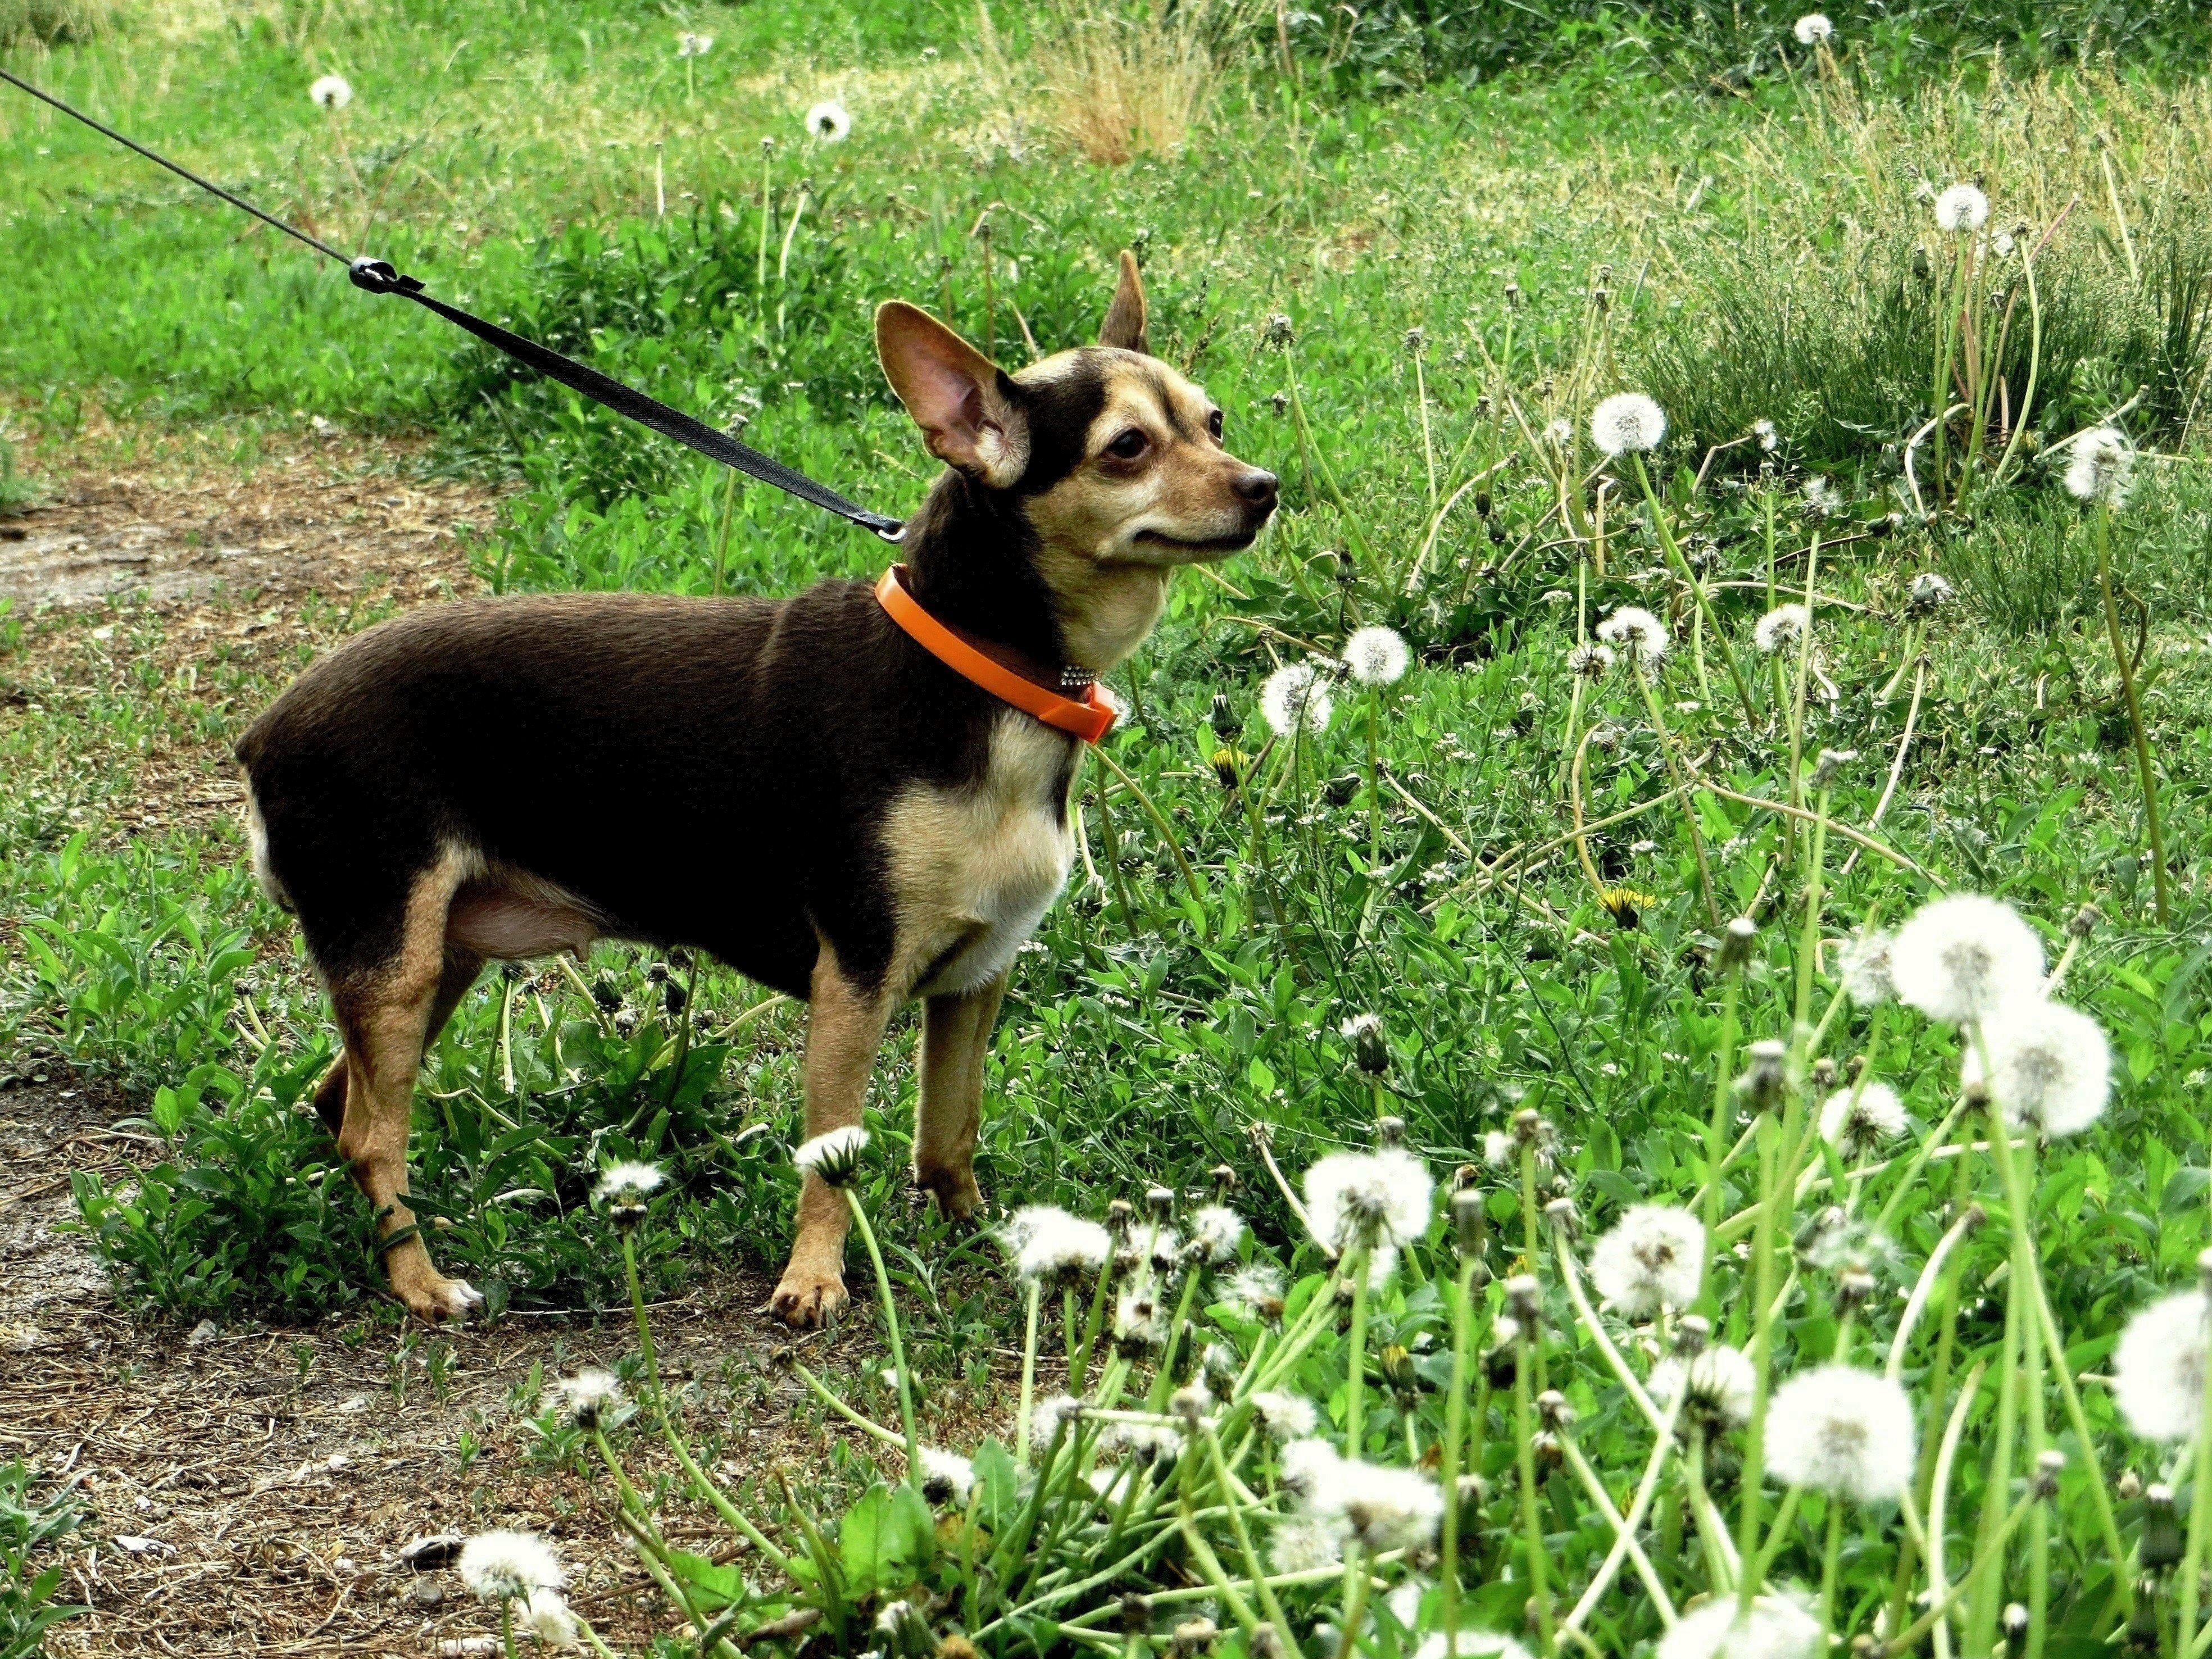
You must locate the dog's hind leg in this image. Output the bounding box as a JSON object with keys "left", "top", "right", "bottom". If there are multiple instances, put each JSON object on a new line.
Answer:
{"left": 328, "top": 856, "right": 485, "bottom": 1325}
{"left": 309, "top": 948, "right": 480, "bottom": 1138}
{"left": 770, "top": 946, "right": 894, "bottom": 1328}
{"left": 913, "top": 970, "right": 1007, "bottom": 1222}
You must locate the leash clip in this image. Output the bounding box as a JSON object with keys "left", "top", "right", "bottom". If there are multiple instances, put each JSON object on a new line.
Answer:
{"left": 348, "top": 256, "right": 423, "bottom": 296}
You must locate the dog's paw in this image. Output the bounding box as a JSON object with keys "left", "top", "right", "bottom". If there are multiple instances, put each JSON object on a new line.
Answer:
{"left": 915, "top": 1163, "right": 983, "bottom": 1222}
{"left": 400, "top": 1275, "right": 485, "bottom": 1326}
{"left": 770, "top": 1263, "right": 848, "bottom": 1328}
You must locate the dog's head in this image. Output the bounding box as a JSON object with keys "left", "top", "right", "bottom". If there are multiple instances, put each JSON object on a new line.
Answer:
{"left": 876, "top": 252, "right": 1276, "bottom": 666}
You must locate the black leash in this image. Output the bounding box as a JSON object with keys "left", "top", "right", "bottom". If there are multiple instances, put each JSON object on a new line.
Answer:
{"left": 0, "top": 67, "right": 906, "bottom": 542}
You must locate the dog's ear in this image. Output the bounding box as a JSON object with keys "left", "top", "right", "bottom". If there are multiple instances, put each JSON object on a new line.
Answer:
{"left": 876, "top": 302, "right": 1029, "bottom": 487}
{"left": 1098, "top": 249, "right": 1150, "bottom": 355}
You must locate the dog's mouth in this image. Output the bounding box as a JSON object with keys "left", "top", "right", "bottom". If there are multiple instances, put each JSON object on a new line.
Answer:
{"left": 1130, "top": 526, "right": 1259, "bottom": 559}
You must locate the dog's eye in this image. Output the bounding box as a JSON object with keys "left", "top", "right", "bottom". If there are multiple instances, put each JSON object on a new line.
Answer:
{"left": 1207, "top": 410, "right": 1225, "bottom": 442}
{"left": 1105, "top": 428, "right": 1149, "bottom": 461}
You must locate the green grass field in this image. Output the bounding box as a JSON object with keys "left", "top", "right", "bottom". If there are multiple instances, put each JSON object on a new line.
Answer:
{"left": 8, "top": 0, "right": 2212, "bottom": 1653}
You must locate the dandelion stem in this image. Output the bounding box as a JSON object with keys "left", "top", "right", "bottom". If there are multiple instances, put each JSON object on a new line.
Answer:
{"left": 1440, "top": 1254, "right": 1479, "bottom": 1641}
{"left": 1018, "top": 1277, "right": 1042, "bottom": 1465}
{"left": 1198, "top": 1420, "right": 1296, "bottom": 1648}
{"left": 2095, "top": 501, "right": 2171, "bottom": 925}
{"left": 1888, "top": 1488, "right": 2042, "bottom": 1656}
{"left": 1556, "top": 1428, "right": 1678, "bottom": 1620}
{"left": 841, "top": 1188, "right": 921, "bottom": 1485}
{"left": 1345, "top": 1241, "right": 1374, "bottom": 1455}
{"left": 1564, "top": 1389, "right": 1686, "bottom": 1631}
{"left": 1736, "top": 1116, "right": 1781, "bottom": 1613}
{"left": 1551, "top": 1215, "right": 1666, "bottom": 1433}
{"left": 1629, "top": 452, "right": 1759, "bottom": 729}
{"left": 1513, "top": 1333, "right": 1557, "bottom": 1654}
{"left": 1700, "top": 965, "right": 1742, "bottom": 1308}
{"left": 789, "top": 1359, "right": 904, "bottom": 1447}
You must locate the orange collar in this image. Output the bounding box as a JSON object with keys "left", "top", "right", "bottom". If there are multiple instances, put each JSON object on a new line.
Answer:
{"left": 875, "top": 565, "right": 1116, "bottom": 744}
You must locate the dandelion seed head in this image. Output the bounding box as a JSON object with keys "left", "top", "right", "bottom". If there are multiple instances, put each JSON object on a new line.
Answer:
{"left": 1656, "top": 1594, "right": 1824, "bottom": 1659}
{"left": 1934, "top": 183, "right": 1991, "bottom": 233}
{"left": 308, "top": 74, "right": 353, "bottom": 110}
{"left": 2113, "top": 1290, "right": 2212, "bottom": 1443}
{"left": 1545, "top": 417, "right": 1574, "bottom": 449}
{"left": 676, "top": 31, "right": 715, "bottom": 56}
{"left": 1753, "top": 603, "right": 1810, "bottom": 655}
{"left": 1819, "top": 1083, "right": 1909, "bottom": 1160}
{"left": 1188, "top": 1205, "right": 1247, "bottom": 1264}
{"left": 551, "top": 1367, "right": 625, "bottom": 1430}
{"left": 1650, "top": 1343, "right": 1756, "bottom": 1429}
{"left": 2063, "top": 426, "right": 2134, "bottom": 506}
{"left": 1588, "top": 1205, "right": 1705, "bottom": 1316}
{"left": 1965, "top": 997, "right": 2110, "bottom": 1137}
{"left": 1764, "top": 1365, "right": 1916, "bottom": 1502}
{"left": 1908, "top": 571, "right": 1955, "bottom": 615}
{"left": 1889, "top": 894, "right": 2044, "bottom": 1024}
{"left": 1261, "top": 662, "right": 1333, "bottom": 737}
{"left": 804, "top": 99, "right": 852, "bottom": 141}
{"left": 1589, "top": 392, "right": 1668, "bottom": 457}
{"left": 520, "top": 1589, "right": 580, "bottom": 1649}
{"left": 1754, "top": 417, "right": 1780, "bottom": 451}
{"left": 1114, "top": 1284, "right": 1168, "bottom": 1353}
{"left": 1104, "top": 1421, "right": 1182, "bottom": 1465}
{"left": 1595, "top": 605, "right": 1669, "bottom": 665}
{"left": 793, "top": 1124, "right": 870, "bottom": 1185}
{"left": 594, "top": 1161, "right": 665, "bottom": 1204}
{"left": 1008, "top": 1207, "right": 1112, "bottom": 1284}
{"left": 1279, "top": 1437, "right": 1343, "bottom": 1499}
{"left": 1793, "top": 12, "right": 1834, "bottom": 43}
{"left": 1568, "top": 642, "right": 1616, "bottom": 679}
{"left": 1030, "top": 1394, "right": 1084, "bottom": 1446}
{"left": 1251, "top": 1391, "right": 1320, "bottom": 1440}
{"left": 1343, "top": 626, "right": 1411, "bottom": 687}
{"left": 1303, "top": 1148, "right": 1434, "bottom": 1253}
{"left": 1802, "top": 475, "right": 1842, "bottom": 517}
{"left": 1269, "top": 1516, "right": 1342, "bottom": 1574}
{"left": 458, "top": 1531, "right": 562, "bottom": 1603}
{"left": 1837, "top": 929, "right": 1895, "bottom": 1006}
{"left": 1310, "top": 1457, "right": 1445, "bottom": 1552}
{"left": 918, "top": 1447, "right": 975, "bottom": 1506}
{"left": 1224, "top": 1262, "right": 1286, "bottom": 1320}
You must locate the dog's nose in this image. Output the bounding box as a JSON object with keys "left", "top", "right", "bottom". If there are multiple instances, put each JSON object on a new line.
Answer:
{"left": 1234, "top": 469, "right": 1279, "bottom": 511}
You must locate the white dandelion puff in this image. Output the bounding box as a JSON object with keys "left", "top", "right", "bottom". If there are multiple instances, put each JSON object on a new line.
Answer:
{"left": 1889, "top": 894, "right": 2044, "bottom": 1024}
{"left": 1224, "top": 1262, "right": 1286, "bottom": 1320}
{"left": 1934, "top": 183, "right": 1991, "bottom": 233}
{"left": 1793, "top": 12, "right": 1834, "bottom": 43}
{"left": 1261, "top": 662, "right": 1333, "bottom": 737}
{"left": 1909, "top": 571, "right": 1955, "bottom": 614}
{"left": 1589, "top": 392, "right": 1668, "bottom": 457}
{"left": 793, "top": 1124, "right": 870, "bottom": 1185}
{"left": 1596, "top": 604, "right": 1669, "bottom": 666}
{"left": 1188, "top": 1205, "right": 1247, "bottom": 1264}
{"left": 804, "top": 99, "right": 851, "bottom": 141}
{"left": 1965, "top": 997, "right": 2110, "bottom": 1136}
{"left": 676, "top": 31, "right": 714, "bottom": 56}
{"left": 1114, "top": 1285, "right": 1168, "bottom": 1352}
{"left": 594, "top": 1161, "right": 665, "bottom": 1204}
{"left": 1753, "top": 417, "right": 1780, "bottom": 451}
{"left": 308, "top": 74, "right": 353, "bottom": 110}
{"left": 1031, "top": 1393, "right": 1084, "bottom": 1446}
{"left": 1764, "top": 1365, "right": 1916, "bottom": 1502}
{"left": 1279, "top": 1437, "right": 1343, "bottom": 1499}
{"left": 1838, "top": 930, "right": 1896, "bottom": 1006}
{"left": 1007, "top": 1207, "right": 1112, "bottom": 1284}
{"left": 1269, "top": 1515, "right": 1342, "bottom": 1574}
{"left": 917, "top": 1447, "right": 975, "bottom": 1506}
{"left": 1309, "top": 1457, "right": 1445, "bottom": 1552}
{"left": 1656, "top": 1594, "right": 1823, "bottom": 1659}
{"left": 1343, "top": 625, "right": 1411, "bottom": 687}
{"left": 551, "top": 1368, "right": 625, "bottom": 1430}
{"left": 1819, "top": 1083, "right": 1909, "bottom": 1159}
{"left": 1588, "top": 1205, "right": 1705, "bottom": 1316}
{"left": 1250, "top": 1391, "right": 1320, "bottom": 1440}
{"left": 1545, "top": 417, "right": 1574, "bottom": 449}
{"left": 1568, "top": 642, "right": 1616, "bottom": 678}
{"left": 1303, "top": 1149, "right": 1434, "bottom": 1253}
{"left": 2063, "top": 426, "right": 2133, "bottom": 507}
{"left": 1802, "top": 475, "right": 1843, "bottom": 517}
{"left": 520, "top": 1590, "right": 580, "bottom": 1649}
{"left": 1650, "top": 1343, "right": 1757, "bottom": 1429}
{"left": 2112, "top": 1290, "right": 2211, "bottom": 1443}
{"left": 458, "top": 1531, "right": 563, "bottom": 1602}
{"left": 1753, "top": 603, "right": 1810, "bottom": 655}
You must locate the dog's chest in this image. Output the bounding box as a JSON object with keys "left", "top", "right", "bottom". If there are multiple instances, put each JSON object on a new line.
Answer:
{"left": 883, "top": 715, "right": 1078, "bottom": 996}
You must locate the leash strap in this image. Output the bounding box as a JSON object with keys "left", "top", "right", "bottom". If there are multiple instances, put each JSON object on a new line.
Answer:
{"left": 875, "top": 566, "right": 1116, "bottom": 743}
{"left": 1, "top": 66, "right": 905, "bottom": 543}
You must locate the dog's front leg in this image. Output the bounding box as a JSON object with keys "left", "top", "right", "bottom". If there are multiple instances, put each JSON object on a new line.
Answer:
{"left": 771, "top": 949, "right": 894, "bottom": 1327}
{"left": 914, "top": 971, "right": 1007, "bottom": 1220}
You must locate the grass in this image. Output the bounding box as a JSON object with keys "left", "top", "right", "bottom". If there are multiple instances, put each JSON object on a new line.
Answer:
{"left": 8, "top": 0, "right": 2212, "bottom": 1652}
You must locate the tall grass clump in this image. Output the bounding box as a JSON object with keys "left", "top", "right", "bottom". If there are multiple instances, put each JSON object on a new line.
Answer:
{"left": 992, "top": 0, "right": 1259, "bottom": 165}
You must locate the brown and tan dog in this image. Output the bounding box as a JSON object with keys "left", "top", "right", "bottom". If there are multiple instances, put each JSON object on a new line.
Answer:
{"left": 234, "top": 253, "right": 1275, "bottom": 1326}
